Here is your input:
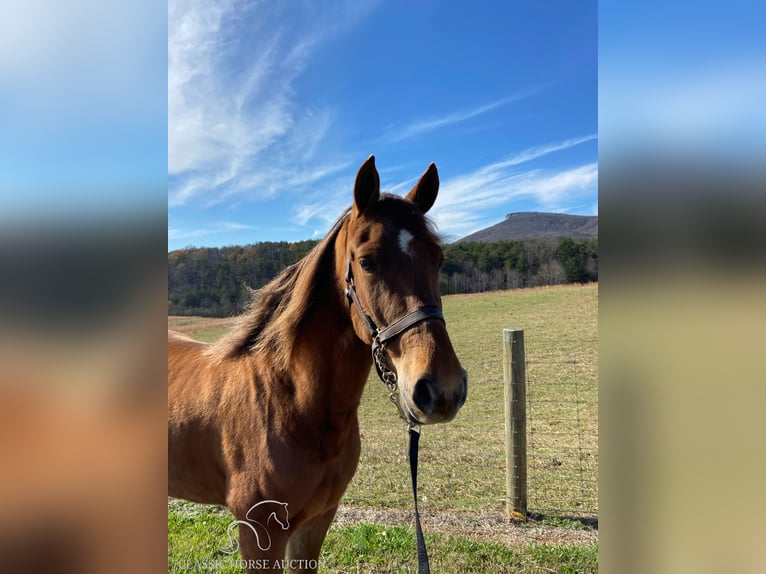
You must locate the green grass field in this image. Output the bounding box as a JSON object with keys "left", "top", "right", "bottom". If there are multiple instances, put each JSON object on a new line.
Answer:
{"left": 169, "top": 509, "right": 597, "bottom": 573}
{"left": 169, "top": 283, "right": 598, "bottom": 572}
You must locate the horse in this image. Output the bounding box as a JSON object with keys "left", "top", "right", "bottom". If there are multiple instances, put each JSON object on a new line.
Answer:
{"left": 168, "top": 156, "right": 468, "bottom": 573}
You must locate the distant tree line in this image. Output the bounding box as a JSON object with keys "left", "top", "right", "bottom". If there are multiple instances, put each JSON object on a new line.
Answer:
{"left": 168, "top": 241, "right": 317, "bottom": 317}
{"left": 440, "top": 238, "right": 597, "bottom": 295}
{"left": 168, "top": 237, "right": 597, "bottom": 317}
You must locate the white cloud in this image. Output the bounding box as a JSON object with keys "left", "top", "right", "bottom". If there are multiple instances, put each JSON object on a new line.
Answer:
{"left": 168, "top": 221, "right": 254, "bottom": 241}
{"left": 428, "top": 136, "right": 598, "bottom": 238}
{"left": 290, "top": 165, "right": 435, "bottom": 231}
{"left": 382, "top": 84, "right": 548, "bottom": 144}
{"left": 290, "top": 136, "right": 598, "bottom": 240}
{"left": 291, "top": 175, "right": 355, "bottom": 228}
{"left": 383, "top": 175, "right": 420, "bottom": 196}
{"left": 431, "top": 163, "right": 598, "bottom": 238}
{"left": 168, "top": 0, "right": 377, "bottom": 207}
{"left": 490, "top": 134, "right": 598, "bottom": 169}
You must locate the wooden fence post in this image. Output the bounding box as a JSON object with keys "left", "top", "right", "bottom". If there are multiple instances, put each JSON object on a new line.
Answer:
{"left": 503, "top": 328, "right": 527, "bottom": 519}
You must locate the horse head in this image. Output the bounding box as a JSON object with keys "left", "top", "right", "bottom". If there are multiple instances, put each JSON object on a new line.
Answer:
{"left": 340, "top": 156, "right": 468, "bottom": 424}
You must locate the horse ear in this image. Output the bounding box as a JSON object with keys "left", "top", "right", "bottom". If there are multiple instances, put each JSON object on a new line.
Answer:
{"left": 353, "top": 155, "right": 380, "bottom": 216}
{"left": 405, "top": 163, "right": 439, "bottom": 213}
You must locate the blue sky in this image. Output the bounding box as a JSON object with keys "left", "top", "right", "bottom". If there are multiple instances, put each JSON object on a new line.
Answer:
{"left": 599, "top": 0, "right": 766, "bottom": 165}
{"left": 168, "top": 0, "right": 597, "bottom": 250}
{"left": 1, "top": 0, "right": 166, "bottom": 221}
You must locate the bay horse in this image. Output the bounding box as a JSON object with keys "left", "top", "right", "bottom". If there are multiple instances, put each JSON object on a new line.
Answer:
{"left": 168, "top": 156, "right": 467, "bottom": 573}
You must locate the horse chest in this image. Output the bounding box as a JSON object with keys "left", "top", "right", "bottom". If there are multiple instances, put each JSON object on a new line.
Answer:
{"left": 305, "top": 445, "right": 360, "bottom": 516}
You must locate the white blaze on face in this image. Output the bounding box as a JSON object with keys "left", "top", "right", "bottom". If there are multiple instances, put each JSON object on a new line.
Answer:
{"left": 398, "top": 229, "right": 415, "bottom": 258}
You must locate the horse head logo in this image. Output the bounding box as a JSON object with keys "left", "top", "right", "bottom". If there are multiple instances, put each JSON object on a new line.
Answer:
{"left": 221, "top": 500, "right": 290, "bottom": 554}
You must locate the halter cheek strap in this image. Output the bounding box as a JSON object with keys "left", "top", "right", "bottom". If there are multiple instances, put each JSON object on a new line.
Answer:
{"left": 343, "top": 260, "right": 444, "bottom": 384}
{"left": 344, "top": 260, "right": 380, "bottom": 340}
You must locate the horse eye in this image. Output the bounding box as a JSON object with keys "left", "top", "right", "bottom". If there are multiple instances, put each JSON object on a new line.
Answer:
{"left": 359, "top": 257, "right": 377, "bottom": 273}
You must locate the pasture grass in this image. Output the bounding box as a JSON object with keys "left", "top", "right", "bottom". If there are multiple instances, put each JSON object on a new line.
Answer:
{"left": 168, "top": 316, "right": 239, "bottom": 343}
{"left": 346, "top": 284, "right": 598, "bottom": 517}
{"left": 168, "top": 506, "right": 597, "bottom": 573}
{"left": 169, "top": 284, "right": 598, "bottom": 571}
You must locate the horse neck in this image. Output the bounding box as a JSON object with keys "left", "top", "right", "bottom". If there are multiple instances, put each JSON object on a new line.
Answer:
{"left": 284, "top": 220, "right": 371, "bottom": 422}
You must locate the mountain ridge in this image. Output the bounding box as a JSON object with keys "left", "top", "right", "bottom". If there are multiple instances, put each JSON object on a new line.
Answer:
{"left": 458, "top": 212, "right": 598, "bottom": 242}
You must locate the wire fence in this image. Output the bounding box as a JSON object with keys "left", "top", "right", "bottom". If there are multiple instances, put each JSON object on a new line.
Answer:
{"left": 523, "top": 335, "right": 598, "bottom": 519}
{"left": 342, "top": 331, "right": 598, "bottom": 521}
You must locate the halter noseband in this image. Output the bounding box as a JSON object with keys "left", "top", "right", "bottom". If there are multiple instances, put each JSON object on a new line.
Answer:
{"left": 344, "top": 259, "right": 444, "bottom": 422}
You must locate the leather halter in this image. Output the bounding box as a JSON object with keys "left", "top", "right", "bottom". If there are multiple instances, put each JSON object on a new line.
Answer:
{"left": 344, "top": 260, "right": 444, "bottom": 387}
{"left": 344, "top": 258, "right": 439, "bottom": 574}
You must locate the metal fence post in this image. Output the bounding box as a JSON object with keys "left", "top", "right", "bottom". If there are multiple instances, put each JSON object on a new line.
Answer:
{"left": 503, "top": 328, "right": 527, "bottom": 518}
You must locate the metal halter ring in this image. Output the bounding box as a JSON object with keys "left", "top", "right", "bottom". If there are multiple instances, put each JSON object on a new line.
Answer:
{"left": 344, "top": 259, "right": 445, "bottom": 424}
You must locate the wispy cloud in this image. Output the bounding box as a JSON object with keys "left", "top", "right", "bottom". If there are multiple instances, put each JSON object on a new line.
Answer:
{"left": 490, "top": 134, "right": 597, "bottom": 169}
{"left": 290, "top": 168, "right": 431, "bottom": 231}
{"left": 168, "top": 0, "right": 377, "bottom": 207}
{"left": 429, "top": 136, "right": 598, "bottom": 239}
{"left": 168, "top": 221, "right": 254, "bottom": 241}
{"left": 289, "top": 136, "right": 598, "bottom": 240}
{"left": 291, "top": 175, "right": 355, "bottom": 228}
{"left": 433, "top": 163, "right": 598, "bottom": 239}
{"left": 383, "top": 85, "right": 548, "bottom": 144}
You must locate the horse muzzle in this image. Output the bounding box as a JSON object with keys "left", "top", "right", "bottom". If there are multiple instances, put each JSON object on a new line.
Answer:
{"left": 401, "top": 367, "right": 468, "bottom": 424}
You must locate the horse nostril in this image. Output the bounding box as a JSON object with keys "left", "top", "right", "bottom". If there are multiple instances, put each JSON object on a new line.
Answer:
{"left": 458, "top": 375, "right": 468, "bottom": 407}
{"left": 412, "top": 377, "right": 435, "bottom": 415}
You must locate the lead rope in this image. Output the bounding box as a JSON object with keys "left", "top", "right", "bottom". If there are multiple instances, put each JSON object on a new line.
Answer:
{"left": 344, "top": 260, "right": 433, "bottom": 574}
{"left": 373, "top": 346, "right": 430, "bottom": 574}
{"left": 372, "top": 341, "right": 430, "bottom": 574}
{"left": 409, "top": 425, "right": 430, "bottom": 574}
{"left": 374, "top": 346, "right": 430, "bottom": 573}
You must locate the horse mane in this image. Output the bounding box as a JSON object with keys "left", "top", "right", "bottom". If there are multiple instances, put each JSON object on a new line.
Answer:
{"left": 207, "top": 210, "right": 350, "bottom": 368}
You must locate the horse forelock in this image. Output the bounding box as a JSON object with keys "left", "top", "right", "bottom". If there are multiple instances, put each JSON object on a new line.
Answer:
{"left": 369, "top": 194, "right": 441, "bottom": 247}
